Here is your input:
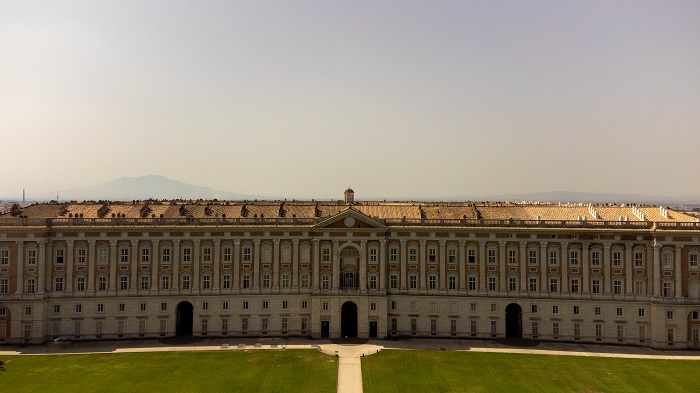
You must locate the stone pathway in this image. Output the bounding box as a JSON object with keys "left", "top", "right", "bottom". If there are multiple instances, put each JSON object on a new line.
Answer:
{"left": 2, "top": 338, "right": 700, "bottom": 393}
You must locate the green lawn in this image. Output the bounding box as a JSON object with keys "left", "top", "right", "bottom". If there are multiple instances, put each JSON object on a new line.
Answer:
{"left": 362, "top": 350, "right": 699, "bottom": 393}
{"left": 0, "top": 350, "right": 336, "bottom": 393}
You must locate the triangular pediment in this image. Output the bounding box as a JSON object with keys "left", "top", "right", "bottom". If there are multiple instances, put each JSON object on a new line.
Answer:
{"left": 314, "top": 207, "right": 387, "bottom": 229}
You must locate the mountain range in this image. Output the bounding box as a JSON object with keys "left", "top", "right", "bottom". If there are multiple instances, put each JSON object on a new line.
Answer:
{"left": 2, "top": 175, "right": 699, "bottom": 205}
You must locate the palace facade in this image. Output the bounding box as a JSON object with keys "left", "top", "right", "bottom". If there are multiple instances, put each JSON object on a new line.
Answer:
{"left": 1, "top": 189, "right": 700, "bottom": 349}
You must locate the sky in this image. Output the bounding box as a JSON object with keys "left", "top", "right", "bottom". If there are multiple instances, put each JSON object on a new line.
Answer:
{"left": 1, "top": 1, "right": 699, "bottom": 199}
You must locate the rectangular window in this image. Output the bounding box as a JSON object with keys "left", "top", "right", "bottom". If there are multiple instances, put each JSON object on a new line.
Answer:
{"left": 369, "top": 275, "right": 377, "bottom": 290}
{"left": 529, "top": 250, "right": 537, "bottom": 265}
{"left": 428, "top": 248, "right": 437, "bottom": 263}
{"left": 98, "top": 276, "right": 107, "bottom": 291}
{"left": 281, "top": 246, "right": 290, "bottom": 262}
{"left": 634, "top": 252, "right": 644, "bottom": 267}
{"left": 242, "top": 275, "right": 250, "bottom": 289}
{"left": 242, "top": 318, "right": 249, "bottom": 334}
{"left": 617, "top": 307, "right": 624, "bottom": 317}
{"left": 635, "top": 279, "right": 645, "bottom": 295}
{"left": 53, "top": 304, "right": 61, "bottom": 314}
{"left": 141, "top": 248, "right": 150, "bottom": 263}
{"left": 449, "top": 276, "right": 457, "bottom": 290}
{"left": 549, "top": 278, "right": 558, "bottom": 293}
{"left": 666, "top": 310, "right": 673, "bottom": 320}
{"left": 223, "top": 275, "right": 231, "bottom": 289}
{"left": 162, "top": 247, "right": 170, "bottom": 263}
{"left": 613, "top": 251, "right": 621, "bottom": 267}
{"left": 0, "top": 278, "right": 8, "bottom": 294}
{"left": 55, "top": 277, "right": 64, "bottom": 292}
{"left": 509, "top": 277, "right": 517, "bottom": 292}
{"left": 552, "top": 305, "right": 559, "bottom": 314}
{"left": 120, "top": 248, "right": 129, "bottom": 263}
{"left": 532, "top": 321, "right": 539, "bottom": 337}
{"left": 591, "top": 251, "right": 600, "bottom": 266}
{"left": 617, "top": 325, "right": 624, "bottom": 341}
{"left": 468, "top": 276, "right": 476, "bottom": 291}
{"left": 27, "top": 249, "right": 37, "bottom": 265}
{"left": 282, "top": 274, "right": 290, "bottom": 288}
{"left": 639, "top": 325, "right": 646, "bottom": 342}
{"left": 663, "top": 282, "right": 672, "bottom": 298}
{"left": 592, "top": 279, "right": 601, "bottom": 294}
{"left": 281, "top": 318, "right": 287, "bottom": 333}
{"left": 201, "top": 319, "right": 208, "bottom": 334}
{"left": 26, "top": 278, "right": 35, "bottom": 294}
{"left": 570, "top": 250, "right": 579, "bottom": 266}
{"left": 429, "top": 275, "right": 437, "bottom": 290}
{"left": 202, "top": 275, "right": 211, "bottom": 290}
{"left": 470, "top": 320, "right": 477, "bottom": 334}
{"left": 594, "top": 306, "right": 601, "bottom": 316}
{"left": 468, "top": 249, "right": 476, "bottom": 264}
{"left": 262, "top": 246, "right": 271, "bottom": 263}
{"left": 690, "top": 254, "right": 699, "bottom": 268}
{"left": 161, "top": 302, "right": 167, "bottom": 311}
{"left": 301, "top": 300, "right": 308, "bottom": 309}
{"left": 449, "top": 249, "right": 457, "bottom": 264}
{"left": 508, "top": 249, "right": 517, "bottom": 265}
{"left": 549, "top": 250, "right": 558, "bottom": 265}
{"left": 573, "top": 306, "right": 580, "bottom": 315}
{"left": 322, "top": 247, "right": 330, "bottom": 262}
{"left": 430, "top": 318, "right": 437, "bottom": 335}
{"left": 531, "top": 304, "right": 538, "bottom": 313}
{"left": 301, "top": 317, "right": 308, "bottom": 334}
{"left": 322, "top": 275, "right": 330, "bottom": 290}
{"left": 487, "top": 249, "right": 496, "bottom": 264}
{"left": 0, "top": 249, "right": 9, "bottom": 265}
{"left": 76, "top": 277, "right": 85, "bottom": 291}
{"left": 161, "top": 275, "right": 169, "bottom": 290}
{"left": 371, "top": 302, "right": 377, "bottom": 311}
{"left": 118, "top": 303, "right": 125, "bottom": 312}
{"left": 409, "top": 275, "right": 417, "bottom": 289}
{"left": 262, "top": 300, "right": 269, "bottom": 309}
{"left": 323, "top": 302, "right": 329, "bottom": 311}
{"left": 141, "top": 276, "right": 149, "bottom": 290}
{"left": 613, "top": 279, "right": 622, "bottom": 295}
{"left": 98, "top": 248, "right": 107, "bottom": 264}
{"left": 301, "top": 246, "right": 310, "bottom": 263}
{"left": 667, "top": 328, "right": 674, "bottom": 343}
{"left": 282, "top": 300, "right": 288, "bottom": 309}
{"left": 75, "top": 304, "right": 83, "bottom": 313}
{"left": 529, "top": 277, "right": 537, "bottom": 292}
{"left": 242, "top": 301, "right": 249, "bottom": 310}
{"left": 223, "top": 247, "right": 232, "bottom": 262}
{"left": 301, "top": 274, "right": 309, "bottom": 288}
{"left": 490, "top": 320, "right": 497, "bottom": 335}
{"left": 117, "top": 320, "right": 125, "bottom": 336}
{"left": 411, "top": 318, "right": 418, "bottom": 335}
{"left": 570, "top": 278, "right": 579, "bottom": 293}
{"left": 24, "top": 306, "right": 32, "bottom": 316}
{"left": 56, "top": 249, "right": 64, "bottom": 264}
{"left": 159, "top": 319, "right": 167, "bottom": 335}
{"left": 203, "top": 247, "right": 211, "bottom": 262}
{"left": 182, "top": 275, "right": 190, "bottom": 290}
{"left": 390, "top": 274, "right": 398, "bottom": 289}
{"left": 369, "top": 248, "right": 378, "bottom": 263}
{"left": 574, "top": 323, "right": 581, "bottom": 340}
{"left": 552, "top": 322, "right": 560, "bottom": 338}
{"left": 97, "top": 303, "right": 104, "bottom": 313}
{"left": 182, "top": 248, "right": 191, "bottom": 263}
{"left": 138, "top": 320, "right": 146, "bottom": 337}
{"left": 638, "top": 308, "right": 645, "bottom": 317}
{"left": 409, "top": 247, "right": 417, "bottom": 262}
{"left": 140, "top": 303, "right": 147, "bottom": 311}
{"left": 595, "top": 324, "right": 603, "bottom": 341}
{"left": 389, "top": 247, "right": 398, "bottom": 262}
{"left": 202, "top": 302, "right": 208, "bottom": 311}
{"left": 262, "top": 274, "right": 270, "bottom": 288}
{"left": 488, "top": 277, "right": 496, "bottom": 291}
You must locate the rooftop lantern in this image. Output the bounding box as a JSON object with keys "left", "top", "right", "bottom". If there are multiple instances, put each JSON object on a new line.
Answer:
{"left": 344, "top": 187, "right": 354, "bottom": 204}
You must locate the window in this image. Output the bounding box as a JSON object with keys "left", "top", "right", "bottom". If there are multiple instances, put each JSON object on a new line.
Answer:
{"left": 262, "top": 300, "right": 269, "bottom": 309}
{"left": 301, "top": 245, "right": 310, "bottom": 263}
{"left": 262, "top": 274, "right": 270, "bottom": 288}
{"left": 529, "top": 250, "right": 538, "bottom": 265}
{"left": 635, "top": 251, "right": 644, "bottom": 267}
{"left": 203, "top": 247, "right": 211, "bottom": 262}
{"left": 470, "top": 320, "right": 478, "bottom": 334}
{"left": 157, "top": 319, "right": 166, "bottom": 335}
{"left": 98, "top": 276, "right": 107, "bottom": 291}
{"left": 281, "top": 245, "right": 290, "bottom": 262}
{"left": 24, "top": 324, "right": 32, "bottom": 339}
{"left": 635, "top": 279, "right": 645, "bottom": 295}
{"left": 0, "top": 249, "right": 8, "bottom": 265}
{"left": 282, "top": 300, "right": 288, "bottom": 309}
{"left": 202, "top": 275, "right": 211, "bottom": 290}
{"left": 282, "top": 274, "right": 290, "bottom": 289}
{"left": 141, "top": 276, "right": 149, "bottom": 290}
{"left": 24, "top": 306, "right": 32, "bottom": 316}
{"left": 487, "top": 249, "right": 496, "bottom": 264}
{"left": 410, "top": 300, "right": 417, "bottom": 312}
{"left": 390, "top": 274, "right": 398, "bottom": 289}
{"left": 616, "top": 307, "right": 623, "bottom": 317}
{"left": 0, "top": 278, "right": 7, "bottom": 294}
{"left": 119, "top": 303, "right": 125, "bottom": 312}
{"left": 531, "top": 304, "right": 538, "bottom": 313}
{"left": 409, "top": 247, "right": 417, "bottom": 262}
{"left": 508, "top": 249, "right": 517, "bottom": 265}
{"left": 613, "top": 279, "right": 622, "bottom": 295}
{"left": 242, "top": 301, "right": 249, "bottom": 310}
{"left": 428, "top": 247, "right": 437, "bottom": 263}
{"left": 370, "top": 248, "right": 378, "bottom": 263}
{"left": 449, "top": 276, "right": 457, "bottom": 290}
{"left": 301, "top": 317, "right": 308, "bottom": 334}
{"left": 549, "top": 278, "right": 558, "bottom": 293}
{"left": 552, "top": 322, "right": 560, "bottom": 339}
{"left": 667, "top": 328, "right": 674, "bottom": 343}
{"left": 662, "top": 252, "right": 672, "bottom": 268}
{"left": 449, "top": 248, "right": 457, "bottom": 264}
{"left": 280, "top": 317, "right": 287, "bottom": 334}
{"left": 161, "top": 302, "right": 167, "bottom": 311}
{"left": 141, "top": 248, "right": 150, "bottom": 263}
{"left": 594, "top": 306, "right": 601, "bottom": 316}
{"left": 411, "top": 318, "right": 418, "bottom": 335}
{"left": 430, "top": 301, "right": 438, "bottom": 312}
{"left": 26, "top": 278, "right": 35, "bottom": 294}
{"left": 488, "top": 276, "right": 496, "bottom": 291}
{"left": 162, "top": 247, "right": 171, "bottom": 263}
{"left": 552, "top": 305, "right": 559, "bottom": 314}
{"left": 98, "top": 248, "right": 107, "bottom": 264}
{"left": 570, "top": 250, "right": 579, "bottom": 266}
{"left": 242, "top": 275, "right": 250, "bottom": 289}
{"left": 592, "top": 279, "right": 601, "bottom": 294}
{"left": 97, "top": 303, "right": 104, "bottom": 313}
{"left": 549, "top": 250, "right": 558, "bottom": 265}
{"left": 201, "top": 318, "right": 208, "bottom": 334}
{"left": 55, "top": 277, "right": 64, "bottom": 292}
{"left": 570, "top": 278, "right": 579, "bottom": 293}
{"left": 223, "top": 274, "right": 231, "bottom": 289}
{"left": 183, "top": 247, "right": 191, "bottom": 263}
{"left": 639, "top": 325, "right": 646, "bottom": 342}
{"left": 119, "top": 276, "right": 128, "bottom": 290}
{"left": 429, "top": 275, "right": 437, "bottom": 290}
{"left": 242, "top": 318, "right": 249, "bottom": 334}
{"left": 369, "top": 275, "right": 377, "bottom": 290}
{"left": 690, "top": 254, "right": 699, "bottom": 268}
{"left": 666, "top": 310, "right": 673, "bottom": 320}
{"left": 301, "top": 274, "right": 309, "bottom": 288}
{"left": 529, "top": 277, "right": 537, "bottom": 292}
{"left": 591, "top": 250, "right": 600, "bottom": 266}
{"left": 409, "top": 274, "right": 417, "bottom": 289}
{"left": 223, "top": 247, "right": 232, "bottom": 262}
{"left": 27, "top": 249, "right": 37, "bottom": 265}
{"left": 322, "top": 275, "right": 330, "bottom": 290}
{"left": 76, "top": 277, "right": 85, "bottom": 291}
{"left": 613, "top": 251, "right": 621, "bottom": 267}
{"left": 390, "top": 301, "right": 397, "bottom": 310}
{"left": 321, "top": 247, "right": 330, "bottom": 262}
{"left": 140, "top": 303, "right": 147, "bottom": 311}
{"left": 301, "top": 300, "right": 308, "bottom": 309}
{"left": 53, "top": 304, "right": 60, "bottom": 314}
{"left": 389, "top": 247, "right": 398, "bottom": 262}
{"left": 573, "top": 306, "right": 580, "bottom": 315}
{"left": 56, "top": 249, "right": 64, "bottom": 264}
{"left": 120, "top": 248, "right": 129, "bottom": 263}
{"left": 663, "top": 282, "right": 672, "bottom": 298}
{"left": 468, "top": 249, "right": 476, "bottom": 264}
{"left": 595, "top": 324, "right": 603, "bottom": 341}
{"left": 509, "top": 277, "right": 517, "bottom": 292}
{"left": 638, "top": 308, "right": 645, "bottom": 317}
{"left": 490, "top": 320, "right": 497, "bottom": 335}
{"left": 202, "top": 302, "right": 208, "bottom": 311}
{"left": 261, "top": 246, "right": 271, "bottom": 263}
{"left": 617, "top": 325, "right": 624, "bottom": 341}
{"left": 371, "top": 302, "right": 377, "bottom": 311}
{"left": 490, "top": 303, "right": 497, "bottom": 312}
{"left": 322, "top": 302, "right": 329, "bottom": 311}
{"left": 468, "top": 276, "right": 476, "bottom": 291}
{"left": 531, "top": 321, "right": 539, "bottom": 337}
{"left": 430, "top": 318, "right": 437, "bottom": 335}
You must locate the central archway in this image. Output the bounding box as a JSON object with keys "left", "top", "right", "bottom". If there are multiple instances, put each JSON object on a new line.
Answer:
{"left": 176, "top": 301, "right": 194, "bottom": 336}
{"left": 341, "top": 301, "right": 358, "bottom": 338}
{"left": 505, "top": 303, "right": 522, "bottom": 338}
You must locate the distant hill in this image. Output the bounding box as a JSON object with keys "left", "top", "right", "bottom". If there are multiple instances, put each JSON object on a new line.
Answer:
{"left": 18, "top": 175, "right": 254, "bottom": 201}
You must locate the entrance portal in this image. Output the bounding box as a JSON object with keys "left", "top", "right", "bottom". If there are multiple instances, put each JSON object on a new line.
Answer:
{"left": 176, "top": 301, "right": 194, "bottom": 336}
{"left": 505, "top": 303, "right": 522, "bottom": 338}
{"left": 369, "top": 321, "right": 378, "bottom": 338}
{"left": 341, "top": 301, "right": 358, "bottom": 338}
{"left": 321, "top": 321, "right": 330, "bottom": 338}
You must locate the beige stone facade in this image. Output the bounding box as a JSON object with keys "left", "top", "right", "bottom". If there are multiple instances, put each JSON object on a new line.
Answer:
{"left": 1, "top": 192, "right": 700, "bottom": 349}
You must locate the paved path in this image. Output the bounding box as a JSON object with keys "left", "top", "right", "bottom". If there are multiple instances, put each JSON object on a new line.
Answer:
{"left": 2, "top": 338, "right": 700, "bottom": 393}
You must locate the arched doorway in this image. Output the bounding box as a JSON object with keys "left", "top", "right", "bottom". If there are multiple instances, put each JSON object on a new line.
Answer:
{"left": 176, "top": 301, "right": 194, "bottom": 336}
{"left": 505, "top": 303, "right": 522, "bottom": 338}
{"left": 341, "top": 301, "right": 358, "bottom": 338}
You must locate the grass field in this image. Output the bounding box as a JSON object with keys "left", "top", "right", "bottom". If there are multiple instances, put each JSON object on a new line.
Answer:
{"left": 0, "top": 350, "right": 336, "bottom": 393}
{"left": 362, "top": 350, "right": 700, "bottom": 393}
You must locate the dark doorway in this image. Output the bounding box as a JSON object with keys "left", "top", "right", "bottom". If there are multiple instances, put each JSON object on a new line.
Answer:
{"left": 341, "top": 301, "right": 358, "bottom": 338}
{"left": 369, "top": 321, "right": 378, "bottom": 338}
{"left": 505, "top": 303, "right": 522, "bottom": 338}
{"left": 176, "top": 301, "right": 194, "bottom": 336}
{"left": 321, "top": 321, "right": 330, "bottom": 338}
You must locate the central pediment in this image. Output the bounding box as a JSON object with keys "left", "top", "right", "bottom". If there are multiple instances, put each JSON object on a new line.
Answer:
{"left": 314, "top": 207, "right": 387, "bottom": 229}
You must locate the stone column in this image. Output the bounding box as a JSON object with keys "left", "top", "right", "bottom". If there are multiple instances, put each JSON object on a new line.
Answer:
{"left": 44, "top": 241, "right": 52, "bottom": 294}
{"left": 151, "top": 240, "right": 160, "bottom": 291}
{"left": 129, "top": 240, "right": 138, "bottom": 294}
{"left": 213, "top": 239, "right": 221, "bottom": 292}
{"left": 272, "top": 239, "right": 280, "bottom": 292}
{"left": 498, "top": 241, "right": 506, "bottom": 294}
{"left": 561, "top": 242, "right": 569, "bottom": 295}
{"left": 479, "top": 241, "right": 486, "bottom": 293}
{"left": 38, "top": 241, "right": 46, "bottom": 294}
{"left": 15, "top": 241, "right": 24, "bottom": 295}
{"left": 193, "top": 239, "right": 201, "bottom": 291}
{"left": 379, "top": 239, "right": 387, "bottom": 291}
{"left": 603, "top": 243, "right": 611, "bottom": 296}
{"left": 312, "top": 239, "right": 320, "bottom": 291}
{"left": 252, "top": 239, "right": 260, "bottom": 290}
{"left": 519, "top": 241, "right": 527, "bottom": 294}
{"left": 439, "top": 240, "right": 447, "bottom": 292}
{"left": 108, "top": 240, "right": 117, "bottom": 294}
{"left": 332, "top": 240, "right": 340, "bottom": 291}
{"left": 360, "top": 240, "right": 367, "bottom": 291}
{"left": 653, "top": 242, "right": 661, "bottom": 297}
{"left": 292, "top": 239, "right": 299, "bottom": 290}
{"left": 232, "top": 240, "right": 240, "bottom": 291}
{"left": 675, "top": 245, "right": 683, "bottom": 299}
{"left": 88, "top": 240, "right": 96, "bottom": 294}
{"left": 419, "top": 240, "right": 427, "bottom": 292}
{"left": 66, "top": 240, "right": 74, "bottom": 293}
{"left": 400, "top": 239, "right": 407, "bottom": 291}
{"left": 582, "top": 242, "right": 589, "bottom": 295}
{"left": 458, "top": 240, "right": 466, "bottom": 292}
{"left": 625, "top": 242, "right": 633, "bottom": 296}
{"left": 540, "top": 242, "right": 547, "bottom": 295}
{"left": 172, "top": 240, "right": 180, "bottom": 290}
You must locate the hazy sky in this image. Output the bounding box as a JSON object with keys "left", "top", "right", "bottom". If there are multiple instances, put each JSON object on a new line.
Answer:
{"left": 1, "top": 1, "right": 699, "bottom": 199}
